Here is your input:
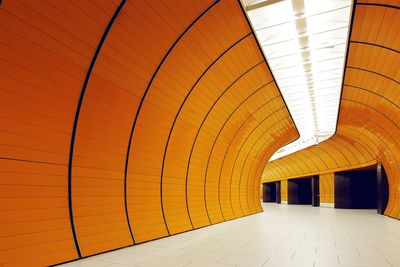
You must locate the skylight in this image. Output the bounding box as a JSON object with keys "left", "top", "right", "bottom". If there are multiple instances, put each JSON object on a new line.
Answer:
{"left": 242, "top": 0, "right": 353, "bottom": 161}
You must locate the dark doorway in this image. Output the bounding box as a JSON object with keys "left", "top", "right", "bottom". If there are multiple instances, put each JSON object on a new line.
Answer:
{"left": 377, "top": 163, "right": 389, "bottom": 214}
{"left": 276, "top": 181, "right": 281, "bottom": 204}
{"left": 334, "top": 168, "right": 377, "bottom": 209}
{"left": 288, "top": 178, "right": 312, "bottom": 205}
{"left": 311, "top": 175, "right": 320, "bottom": 207}
{"left": 262, "top": 182, "right": 276, "bottom": 202}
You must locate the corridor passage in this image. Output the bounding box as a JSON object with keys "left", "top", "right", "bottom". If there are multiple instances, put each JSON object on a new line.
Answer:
{"left": 61, "top": 204, "right": 400, "bottom": 267}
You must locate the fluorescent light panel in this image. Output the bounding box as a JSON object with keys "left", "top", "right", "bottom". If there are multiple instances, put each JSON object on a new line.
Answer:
{"left": 243, "top": 0, "right": 352, "bottom": 161}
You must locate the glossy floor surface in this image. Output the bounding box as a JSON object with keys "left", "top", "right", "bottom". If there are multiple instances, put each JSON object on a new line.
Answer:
{"left": 60, "top": 203, "right": 400, "bottom": 267}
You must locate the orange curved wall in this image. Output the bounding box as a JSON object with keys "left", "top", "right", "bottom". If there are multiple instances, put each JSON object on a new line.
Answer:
{"left": 262, "top": 0, "right": 400, "bottom": 219}
{"left": 319, "top": 174, "right": 335, "bottom": 204}
{"left": 281, "top": 180, "right": 288, "bottom": 202}
{"left": 0, "top": 0, "right": 298, "bottom": 265}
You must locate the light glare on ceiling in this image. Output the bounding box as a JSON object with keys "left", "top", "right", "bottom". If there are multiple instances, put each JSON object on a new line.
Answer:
{"left": 243, "top": 0, "right": 353, "bottom": 161}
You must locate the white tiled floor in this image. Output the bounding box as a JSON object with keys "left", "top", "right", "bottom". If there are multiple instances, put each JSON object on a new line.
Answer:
{"left": 60, "top": 203, "right": 400, "bottom": 267}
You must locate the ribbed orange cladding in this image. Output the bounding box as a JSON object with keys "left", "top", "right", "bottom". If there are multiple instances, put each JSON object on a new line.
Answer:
{"left": 71, "top": 0, "right": 215, "bottom": 255}
{"left": 0, "top": 0, "right": 298, "bottom": 265}
{"left": 262, "top": 0, "right": 400, "bottom": 220}
{"left": 319, "top": 173, "right": 334, "bottom": 204}
{"left": 0, "top": 0, "right": 117, "bottom": 265}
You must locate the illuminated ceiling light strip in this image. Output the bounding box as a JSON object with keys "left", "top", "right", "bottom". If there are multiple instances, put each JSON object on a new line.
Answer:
{"left": 242, "top": 0, "right": 353, "bottom": 161}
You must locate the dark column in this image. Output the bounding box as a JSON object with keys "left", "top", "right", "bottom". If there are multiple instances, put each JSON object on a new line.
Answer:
{"left": 288, "top": 178, "right": 312, "bottom": 205}
{"left": 377, "top": 163, "right": 389, "bottom": 215}
{"left": 334, "top": 169, "right": 377, "bottom": 209}
{"left": 276, "top": 181, "right": 281, "bottom": 204}
{"left": 312, "top": 175, "right": 320, "bottom": 207}
{"left": 262, "top": 182, "right": 276, "bottom": 202}
{"left": 334, "top": 173, "right": 351, "bottom": 208}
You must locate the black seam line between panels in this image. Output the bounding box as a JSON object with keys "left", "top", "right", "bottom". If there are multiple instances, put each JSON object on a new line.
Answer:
{"left": 238, "top": 119, "right": 289, "bottom": 215}
{"left": 239, "top": 123, "right": 278, "bottom": 214}
{"left": 300, "top": 150, "right": 322, "bottom": 171}
{"left": 230, "top": 110, "right": 286, "bottom": 217}
{"left": 340, "top": 125, "right": 396, "bottom": 217}
{"left": 314, "top": 143, "right": 341, "bottom": 168}
{"left": 340, "top": 100, "right": 398, "bottom": 175}
{"left": 284, "top": 154, "right": 307, "bottom": 174}
{"left": 329, "top": 138, "right": 359, "bottom": 165}
{"left": 269, "top": 159, "right": 288, "bottom": 179}
{"left": 334, "top": 0, "right": 357, "bottom": 135}
{"left": 357, "top": 2, "right": 400, "bottom": 10}
{"left": 292, "top": 154, "right": 314, "bottom": 173}
{"left": 204, "top": 80, "right": 274, "bottom": 222}
{"left": 343, "top": 88, "right": 400, "bottom": 130}
{"left": 215, "top": 88, "right": 278, "bottom": 218}
{"left": 247, "top": 125, "right": 291, "bottom": 211}
{"left": 342, "top": 99, "right": 400, "bottom": 143}
{"left": 222, "top": 100, "right": 284, "bottom": 218}
{"left": 282, "top": 153, "right": 302, "bottom": 176}
{"left": 160, "top": 32, "right": 252, "bottom": 231}
{"left": 282, "top": 156, "right": 299, "bottom": 176}
{"left": 237, "top": 0, "right": 300, "bottom": 138}
{"left": 123, "top": 0, "right": 221, "bottom": 237}
{"left": 245, "top": 137, "right": 271, "bottom": 213}
{"left": 248, "top": 124, "right": 290, "bottom": 211}
{"left": 252, "top": 127, "right": 291, "bottom": 210}
{"left": 338, "top": 133, "right": 374, "bottom": 160}
{"left": 323, "top": 141, "right": 349, "bottom": 166}
{"left": 184, "top": 61, "right": 264, "bottom": 226}
{"left": 347, "top": 66, "right": 400, "bottom": 84}
{"left": 335, "top": 137, "right": 364, "bottom": 164}
{"left": 0, "top": 157, "right": 66, "bottom": 166}
{"left": 347, "top": 130, "right": 379, "bottom": 161}
{"left": 308, "top": 148, "right": 329, "bottom": 169}
{"left": 275, "top": 155, "right": 296, "bottom": 175}
{"left": 67, "top": 0, "right": 126, "bottom": 257}
{"left": 277, "top": 158, "right": 294, "bottom": 177}
{"left": 357, "top": 127, "right": 397, "bottom": 216}
{"left": 247, "top": 135, "right": 291, "bottom": 210}
{"left": 344, "top": 84, "right": 400, "bottom": 109}
{"left": 350, "top": 41, "right": 400, "bottom": 54}
{"left": 293, "top": 153, "right": 319, "bottom": 172}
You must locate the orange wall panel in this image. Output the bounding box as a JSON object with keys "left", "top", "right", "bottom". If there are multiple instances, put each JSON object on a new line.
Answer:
{"left": 319, "top": 173, "right": 335, "bottom": 204}
{"left": 0, "top": 0, "right": 298, "bottom": 265}
{"left": 281, "top": 180, "right": 288, "bottom": 202}
{"left": 0, "top": 0, "right": 118, "bottom": 265}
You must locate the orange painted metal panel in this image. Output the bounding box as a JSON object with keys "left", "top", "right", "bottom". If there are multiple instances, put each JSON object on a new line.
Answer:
{"left": 0, "top": 0, "right": 298, "bottom": 265}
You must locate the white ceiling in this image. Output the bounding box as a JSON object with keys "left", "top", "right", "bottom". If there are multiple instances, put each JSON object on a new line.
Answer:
{"left": 242, "top": 0, "right": 353, "bottom": 161}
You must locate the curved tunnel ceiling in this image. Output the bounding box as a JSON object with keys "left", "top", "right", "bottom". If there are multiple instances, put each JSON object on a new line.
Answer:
{"left": 262, "top": 0, "right": 400, "bottom": 219}
{"left": 0, "top": 0, "right": 298, "bottom": 265}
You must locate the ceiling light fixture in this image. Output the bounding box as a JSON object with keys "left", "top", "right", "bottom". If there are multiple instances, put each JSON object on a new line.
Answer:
{"left": 242, "top": 0, "right": 353, "bottom": 161}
